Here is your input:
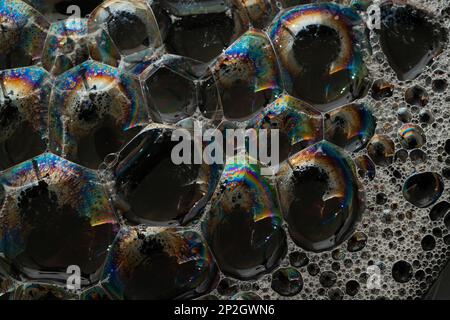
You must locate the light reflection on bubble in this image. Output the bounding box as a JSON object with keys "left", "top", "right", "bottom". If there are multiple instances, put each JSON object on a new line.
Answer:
{"left": 203, "top": 155, "right": 287, "bottom": 280}
{"left": 49, "top": 61, "right": 147, "bottom": 169}
{"left": 277, "top": 141, "right": 364, "bottom": 252}
{"left": 324, "top": 103, "right": 376, "bottom": 152}
{"left": 101, "top": 227, "right": 217, "bottom": 300}
{"left": 269, "top": 3, "right": 369, "bottom": 111}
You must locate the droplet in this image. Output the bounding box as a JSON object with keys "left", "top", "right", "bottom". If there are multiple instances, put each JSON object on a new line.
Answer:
{"left": 111, "top": 125, "right": 221, "bottom": 226}
{"left": 354, "top": 155, "right": 376, "bottom": 180}
{"left": 429, "top": 201, "right": 450, "bottom": 221}
{"left": 421, "top": 234, "right": 436, "bottom": 251}
{"left": 0, "top": 67, "right": 51, "bottom": 170}
{"left": 0, "top": 0, "right": 49, "bottom": 69}
{"left": 347, "top": 231, "right": 367, "bottom": 252}
{"left": 89, "top": 0, "right": 162, "bottom": 58}
{"left": 289, "top": 251, "right": 309, "bottom": 268}
{"left": 140, "top": 55, "right": 207, "bottom": 123}
{"left": 42, "top": 18, "right": 90, "bottom": 75}
{"left": 345, "top": 279, "right": 360, "bottom": 296}
{"left": 319, "top": 271, "right": 337, "bottom": 288}
{"left": 405, "top": 85, "right": 428, "bottom": 106}
{"left": 371, "top": 79, "right": 394, "bottom": 101}
{"left": 49, "top": 61, "right": 147, "bottom": 169}
{"left": 164, "top": 0, "right": 247, "bottom": 62}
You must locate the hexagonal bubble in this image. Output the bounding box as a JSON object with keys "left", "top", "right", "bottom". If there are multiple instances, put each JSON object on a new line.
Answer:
{"left": 378, "top": 1, "right": 447, "bottom": 81}
{"left": 277, "top": 141, "right": 364, "bottom": 252}
{"left": 42, "top": 18, "right": 91, "bottom": 76}
{"left": 106, "top": 124, "right": 221, "bottom": 226}
{"left": 24, "top": 0, "right": 104, "bottom": 21}
{"left": 13, "top": 283, "right": 77, "bottom": 300}
{"left": 269, "top": 3, "right": 369, "bottom": 111}
{"left": 88, "top": 0, "right": 162, "bottom": 61}
{"left": 324, "top": 103, "right": 376, "bottom": 153}
{"left": 139, "top": 54, "right": 209, "bottom": 123}
{"left": 0, "top": 67, "right": 51, "bottom": 171}
{"left": 101, "top": 226, "right": 217, "bottom": 300}
{"left": 202, "top": 154, "right": 287, "bottom": 280}
{"left": 0, "top": 0, "right": 49, "bottom": 69}
{"left": 0, "top": 153, "right": 120, "bottom": 286}
{"left": 162, "top": 0, "right": 248, "bottom": 63}
{"left": 207, "top": 29, "right": 282, "bottom": 121}
{"left": 248, "top": 94, "right": 323, "bottom": 163}
{"left": 49, "top": 61, "right": 148, "bottom": 170}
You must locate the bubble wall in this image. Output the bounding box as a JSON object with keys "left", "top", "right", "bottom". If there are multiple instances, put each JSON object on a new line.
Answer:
{"left": 0, "top": 0, "right": 449, "bottom": 300}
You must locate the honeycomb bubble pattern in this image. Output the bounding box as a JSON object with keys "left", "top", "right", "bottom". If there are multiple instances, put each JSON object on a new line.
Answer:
{"left": 0, "top": 0, "right": 448, "bottom": 300}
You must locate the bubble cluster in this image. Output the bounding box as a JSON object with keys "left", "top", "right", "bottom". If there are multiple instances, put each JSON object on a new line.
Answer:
{"left": 0, "top": 0, "right": 449, "bottom": 301}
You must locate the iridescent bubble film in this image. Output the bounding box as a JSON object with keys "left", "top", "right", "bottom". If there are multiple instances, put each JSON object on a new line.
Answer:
{"left": 0, "top": 0, "right": 49, "bottom": 69}
{"left": 248, "top": 94, "right": 323, "bottom": 162}
{"left": 277, "top": 141, "right": 364, "bottom": 252}
{"left": 210, "top": 29, "right": 282, "bottom": 120}
{"left": 0, "top": 66, "right": 50, "bottom": 170}
{"left": 269, "top": 3, "right": 369, "bottom": 111}
{"left": 49, "top": 61, "right": 147, "bottom": 169}
{"left": 88, "top": 0, "right": 162, "bottom": 61}
{"left": 42, "top": 18, "right": 90, "bottom": 75}
{"left": 324, "top": 103, "right": 376, "bottom": 152}
{"left": 0, "top": 0, "right": 450, "bottom": 301}
{"left": 101, "top": 226, "right": 217, "bottom": 299}
{"left": 0, "top": 153, "right": 119, "bottom": 285}
{"left": 202, "top": 155, "right": 287, "bottom": 280}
